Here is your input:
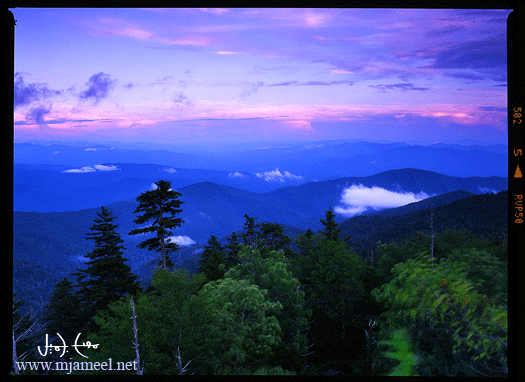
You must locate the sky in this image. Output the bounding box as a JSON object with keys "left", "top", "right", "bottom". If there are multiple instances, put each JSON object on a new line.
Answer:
{"left": 12, "top": 8, "right": 511, "bottom": 145}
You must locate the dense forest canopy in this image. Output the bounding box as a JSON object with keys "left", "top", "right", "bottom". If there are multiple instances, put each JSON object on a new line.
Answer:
{"left": 12, "top": 186, "right": 508, "bottom": 376}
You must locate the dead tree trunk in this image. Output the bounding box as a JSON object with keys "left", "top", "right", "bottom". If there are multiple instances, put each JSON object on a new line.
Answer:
{"left": 130, "top": 299, "right": 143, "bottom": 375}
{"left": 365, "top": 319, "right": 376, "bottom": 375}
{"left": 12, "top": 330, "right": 19, "bottom": 374}
{"left": 175, "top": 345, "right": 191, "bottom": 375}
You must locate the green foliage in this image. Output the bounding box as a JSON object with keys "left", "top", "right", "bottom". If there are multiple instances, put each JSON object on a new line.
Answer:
{"left": 16, "top": 186, "right": 508, "bottom": 375}
{"left": 241, "top": 214, "right": 260, "bottom": 249}
{"left": 301, "top": 237, "right": 364, "bottom": 318}
{"left": 252, "top": 366, "right": 296, "bottom": 375}
{"left": 73, "top": 206, "right": 142, "bottom": 331}
{"left": 225, "top": 247, "right": 311, "bottom": 373}
{"left": 83, "top": 269, "right": 284, "bottom": 375}
{"left": 41, "top": 278, "right": 81, "bottom": 342}
{"left": 319, "top": 206, "right": 342, "bottom": 242}
{"left": 372, "top": 255, "right": 507, "bottom": 376}
{"left": 83, "top": 268, "right": 206, "bottom": 375}
{"left": 239, "top": 214, "right": 294, "bottom": 258}
{"left": 374, "top": 328, "right": 419, "bottom": 376}
{"left": 293, "top": 230, "right": 367, "bottom": 374}
{"left": 197, "top": 235, "right": 226, "bottom": 281}
{"left": 447, "top": 248, "right": 507, "bottom": 305}
{"left": 129, "top": 180, "right": 185, "bottom": 269}
{"left": 193, "top": 277, "right": 283, "bottom": 374}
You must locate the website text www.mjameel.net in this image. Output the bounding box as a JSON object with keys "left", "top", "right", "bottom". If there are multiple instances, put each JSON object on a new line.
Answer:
{"left": 16, "top": 359, "right": 138, "bottom": 374}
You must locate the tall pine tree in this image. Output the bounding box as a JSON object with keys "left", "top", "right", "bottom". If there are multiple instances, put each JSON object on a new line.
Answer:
{"left": 130, "top": 180, "right": 184, "bottom": 269}
{"left": 225, "top": 231, "right": 242, "bottom": 269}
{"left": 74, "top": 206, "right": 141, "bottom": 331}
{"left": 319, "top": 206, "right": 342, "bottom": 242}
{"left": 198, "top": 235, "right": 226, "bottom": 281}
{"left": 241, "top": 214, "right": 260, "bottom": 250}
{"left": 42, "top": 278, "right": 81, "bottom": 343}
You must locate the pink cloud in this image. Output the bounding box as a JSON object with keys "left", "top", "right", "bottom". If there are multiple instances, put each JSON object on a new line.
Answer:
{"left": 199, "top": 8, "right": 229, "bottom": 16}
{"left": 84, "top": 17, "right": 211, "bottom": 46}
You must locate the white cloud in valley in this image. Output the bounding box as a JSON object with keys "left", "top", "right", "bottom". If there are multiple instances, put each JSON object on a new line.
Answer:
{"left": 256, "top": 168, "right": 303, "bottom": 182}
{"left": 94, "top": 164, "right": 119, "bottom": 171}
{"left": 62, "top": 166, "right": 97, "bottom": 173}
{"left": 167, "top": 235, "right": 196, "bottom": 246}
{"left": 229, "top": 171, "right": 246, "bottom": 179}
{"left": 63, "top": 164, "right": 120, "bottom": 173}
{"left": 335, "top": 184, "right": 429, "bottom": 217}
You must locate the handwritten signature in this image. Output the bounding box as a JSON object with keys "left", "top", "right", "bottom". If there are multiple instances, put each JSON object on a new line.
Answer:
{"left": 37, "top": 333, "right": 99, "bottom": 358}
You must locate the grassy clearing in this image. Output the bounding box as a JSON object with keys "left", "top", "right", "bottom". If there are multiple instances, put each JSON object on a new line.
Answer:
{"left": 377, "top": 327, "right": 419, "bottom": 376}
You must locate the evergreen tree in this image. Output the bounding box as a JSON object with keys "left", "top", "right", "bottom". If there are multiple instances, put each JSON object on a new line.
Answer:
{"left": 258, "top": 222, "right": 293, "bottom": 257}
{"left": 241, "top": 214, "right": 260, "bottom": 250}
{"left": 319, "top": 206, "right": 342, "bottom": 242}
{"left": 42, "top": 278, "right": 81, "bottom": 342}
{"left": 295, "top": 230, "right": 366, "bottom": 375}
{"left": 198, "top": 235, "right": 226, "bottom": 281}
{"left": 74, "top": 206, "right": 141, "bottom": 331}
{"left": 225, "top": 231, "right": 242, "bottom": 269}
{"left": 129, "top": 180, "right": 184, "bottom": 269}
{"left": 79, "top": 269, "right": 207, "bottom": 375}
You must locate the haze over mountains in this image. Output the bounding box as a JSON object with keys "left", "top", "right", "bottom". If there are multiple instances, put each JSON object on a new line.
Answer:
{"left": 14, "top": 140, "right": 507, "bottom": 213}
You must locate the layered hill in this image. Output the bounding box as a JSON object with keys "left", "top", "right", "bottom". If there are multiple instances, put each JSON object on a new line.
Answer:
{"left": 339, "top": 190, "right": 508, "bottom": 252}
{"left": 13, "top": 170, "right": 507, "bottom": 318}
{"left": 14, "top": 140, "right": 507, "bottom": 213}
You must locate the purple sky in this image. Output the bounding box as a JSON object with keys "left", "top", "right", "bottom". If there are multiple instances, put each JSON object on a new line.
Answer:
{"left": 12, "top": 8, "right": 511, "bottom": 144}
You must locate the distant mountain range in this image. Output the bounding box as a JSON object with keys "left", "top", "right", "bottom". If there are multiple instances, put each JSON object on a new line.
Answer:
{"left": 14, "top": 168, "right": 507, "bottom": 238}
{"left": 14, "top": 157, "right": 508, "bottom": 213}
{"left": 14, "top": 141, "right": 507, "bottom": 213}
{"left": 14, "top": 162, "right": 305, "bottom": 212}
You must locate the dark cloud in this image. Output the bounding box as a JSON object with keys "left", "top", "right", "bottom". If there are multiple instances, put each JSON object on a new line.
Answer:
{"left": 79, "top": 72, "right": 116, "bottom": 104}
{"left": 424, "top": 26, "right": 466, "bottom": 38}
{"left": 240, "top": 81, "right": 264, "bottom": 98}
{"left": 26, "top": 103, "right": 52, "bottom": 125}
{"left": 268, "top": 81, "right": 299, "bottom": 87}
{"left": 428, "top": 33, "right": 506, "bottom": 70}
{"left": 454, "top": 9, "right": 510, "bottom": 21}
{"left": 444, "top": 71, "right": 485, "bottom": 81}
{"left": 478, "top": 106, "right": 506, "bottom": 112}
{"left": 157, "top": 75, "right": 173, "bottom": 82}
{"left": 14, "top": 72, "right": 60, "bottom": 109}
{"left": 304, "top": 80, "right": 357, "bottom": 86}
{"left": 172, "top": 92, "right": 193, "bottom": 108}
{"left": 369, "top": 83, "right": 430, "bottom": 92}
{"left": 173, "top": 92, "right": 189, "bottom": 104}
